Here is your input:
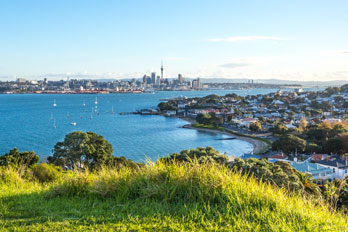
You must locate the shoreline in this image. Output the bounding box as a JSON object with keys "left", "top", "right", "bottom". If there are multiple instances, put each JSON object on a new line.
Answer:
{"left": 177, "top": 116, "right": 268, "bottom": 155}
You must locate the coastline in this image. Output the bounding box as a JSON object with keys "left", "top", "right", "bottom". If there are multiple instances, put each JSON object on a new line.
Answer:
{"left": 177, "top": 116, "right": 268, "bottom": 155}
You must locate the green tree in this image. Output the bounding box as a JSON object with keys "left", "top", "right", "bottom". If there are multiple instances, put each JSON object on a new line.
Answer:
{"left": 47, "top": 131, "right": 114, "bottom": 170}
{"left": 271, "top": 122, "right": 288, "bottom": 135}
{"left": 0, "top": 148, "right": 39, "bottom": 168}
{"left": 229, "top": 158, "right": 306, "bottom": 193}
{"left": 306, "top": 143, "right": 321, "bottom": 154}
{"left": 272, "top": 134, "right": 306, "bottom": 154}
{"left": 323, "top": 138, "right": 344, "bottom": 154}
{"left": 249, "top": 121, "right": 262, "bottom": 131}
{"left": 158, "top": 101, "right": 177, "bottom": 111}
{"left": 163, "top": 146, "right": 228, "bottom": 164}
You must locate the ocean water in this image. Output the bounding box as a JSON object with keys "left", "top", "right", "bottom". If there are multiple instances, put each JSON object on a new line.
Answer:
{"left": 0, "top": 89, "right": 277, "bottom": 162}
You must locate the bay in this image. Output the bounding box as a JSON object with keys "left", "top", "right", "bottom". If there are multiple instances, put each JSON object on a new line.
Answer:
{"left": 0, "top": 89, "right": 277, "bottom": 162}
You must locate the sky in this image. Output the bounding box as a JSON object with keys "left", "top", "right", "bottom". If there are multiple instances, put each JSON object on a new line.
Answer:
{"left": 0, "top": 0, "right": 348, "bottom": 81}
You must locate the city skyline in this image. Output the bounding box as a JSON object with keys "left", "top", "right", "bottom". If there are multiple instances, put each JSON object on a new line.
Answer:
{"left": 0, "top": 0, "right": 348, "bottom": 81}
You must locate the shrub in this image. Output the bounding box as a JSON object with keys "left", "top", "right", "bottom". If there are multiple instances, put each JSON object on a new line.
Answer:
{"left": 31, "top": 163, "right": 62, "bottom": 183}
{"left": 162, "top": 146, "right": 228, "bottom": 164}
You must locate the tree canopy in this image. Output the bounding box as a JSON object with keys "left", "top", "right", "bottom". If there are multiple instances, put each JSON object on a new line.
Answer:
{"left": 47, "top": 131, "right": 114, "bottom": 170}
{"left": 0, "top": 147, "right": 39, "bottom": 168}
{"left": 272, "top": 134, "right": 306, "bottom": 154}
{"left": 163, "top": 146, "right": 228, "bottom": 164}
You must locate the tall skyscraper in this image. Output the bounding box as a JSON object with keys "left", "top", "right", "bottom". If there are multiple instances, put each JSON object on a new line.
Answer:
{"left": 197, "top": 78, "right": 202, "bottom": 89}
{"left": 156, "top": 76, "right": 160, "bottom": 86}
{"left": 151, "top": 72, "right": 156, "bottom": 84}
{"left": 178, "top": 73, "right": 184, "bottom": 83}
{"left": 161, "top": 60, "right": 164, "bottom": 81}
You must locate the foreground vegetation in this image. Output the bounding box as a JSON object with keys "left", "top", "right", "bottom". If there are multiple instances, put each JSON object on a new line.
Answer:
{"left": 1, "top": 161, "right": 348, "bottom": 231}
{"left": 1, "top": 131, "right": 348, "bottom": 231}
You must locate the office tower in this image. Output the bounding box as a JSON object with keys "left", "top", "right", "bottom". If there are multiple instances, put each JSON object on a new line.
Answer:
{"left": 178, "top": 73, "right": 184, "bottom": 83}
{"left": 197, "top": 78, "right": 202, "bottom": 89}
{"left": 151, "top": 72, "right": 156, "bottom": 84}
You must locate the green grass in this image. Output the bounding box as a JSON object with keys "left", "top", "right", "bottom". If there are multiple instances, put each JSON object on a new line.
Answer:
{"left": 1, "top": 162, "right": 347, "bottom": 231}
{"left": 192, "top": 123, "right": 225, "bottom": 132}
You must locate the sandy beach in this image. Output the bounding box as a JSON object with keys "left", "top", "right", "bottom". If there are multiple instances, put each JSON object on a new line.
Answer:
{"left": 177, "top": 116, "right": 268, "bottom": 155}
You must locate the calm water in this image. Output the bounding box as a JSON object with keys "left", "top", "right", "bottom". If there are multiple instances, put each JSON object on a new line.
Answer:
{"left": 0, "top": 89, "right": 277, "bottom": 162}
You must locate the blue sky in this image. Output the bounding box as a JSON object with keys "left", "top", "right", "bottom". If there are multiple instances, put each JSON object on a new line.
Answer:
{"left": 0, "top": 0, "right": 347, "bottom": 81}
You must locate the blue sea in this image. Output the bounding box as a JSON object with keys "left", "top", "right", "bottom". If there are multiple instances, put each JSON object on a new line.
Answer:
{"left": 0, "top": 89, "right": 277, "bottom": 162}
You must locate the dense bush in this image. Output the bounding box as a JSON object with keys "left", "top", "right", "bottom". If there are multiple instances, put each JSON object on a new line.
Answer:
{"left": 272, "top": 134, "right": 306, "bottom": 154}
{"left": 196, "top": 112, "right": 223, "bottom": 127}
{"left": 0, "top": 148, "right": 39, "bottom": 168}
{"left": 30, "top": 163, "right": 62, "bottom": 183}
{"left": 162, "top": 146, "right": 228, "bottom": 164}
{"left": 229, "top": 158, "right": 310, "bottom": 194}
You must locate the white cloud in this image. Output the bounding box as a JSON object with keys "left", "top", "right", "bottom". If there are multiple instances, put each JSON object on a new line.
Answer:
{"left": 320, "top": 50, "right": 348, "bottom": 56}
{"left": 219, "top": 63, "right": 251, "bottom": 69}
{"left": 337, "top": 50, "right": 348, "bottom": 54}
{"left": 208, "top": 36, "right": 289, "bottom": 42}
{"left": 167, "top": 57, "right": 185, "bottom": 61}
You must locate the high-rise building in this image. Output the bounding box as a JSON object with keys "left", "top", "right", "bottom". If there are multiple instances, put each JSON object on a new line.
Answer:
{"left": 197, "top": 78, "right": 202, "bottom": 89}
{"left": 146, "top": 76, "right": 152, "bottom": 84}
{"left": 178, "top": 73, "right": 184, "bottom": 83}
{"left": 142, "top": 75, "right": 147, "bottom": 83}
{"left": 160, "top": 60, "right": 164, "bottom": 81}
{"left": 156, "top": 76, "right": 161, "bottom": 86}
{"left": 151, "top": 72, "right": 156, "bottom": 84}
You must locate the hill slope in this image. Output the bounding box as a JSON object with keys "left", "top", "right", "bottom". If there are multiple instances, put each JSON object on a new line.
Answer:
{"left": 0, "top": 162, "right": 347, "bottom": 231}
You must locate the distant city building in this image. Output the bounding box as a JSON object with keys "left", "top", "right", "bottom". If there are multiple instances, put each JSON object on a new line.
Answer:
{"left": 151, "top": 72, "right": 156, "bottom": 84}
{"left": 17, "top": 78, "right": 26, "bottom": 83}
{"left": 197, "top": 78, "right": 202, "bottom": 89}
{"left": 146, "top": 76, "right": 152, "bottom": 84}
{"left": 178, "top": 73, "right": 184, "bottom": 83}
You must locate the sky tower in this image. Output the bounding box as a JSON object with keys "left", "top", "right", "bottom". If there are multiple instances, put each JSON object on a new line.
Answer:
{"left": 160, "top": 60, "right": 164, "bottom": 81}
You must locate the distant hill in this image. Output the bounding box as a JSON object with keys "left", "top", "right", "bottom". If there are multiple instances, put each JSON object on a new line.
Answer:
{"left": 194, "top": 78, "right": 348, "bottom": 87}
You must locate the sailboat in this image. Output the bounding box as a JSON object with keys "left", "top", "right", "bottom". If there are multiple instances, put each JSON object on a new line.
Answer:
{"left": 50, "top": 113, "right": 54, "bottom": 120}
{"left": 53, "top": 118, "right": 56, "bottom": 129}
{"left": 94, "top": 97, "right": 98, "bottom": 105}
{"left": 53, "top": 99, "right": 57, "bottom": 107}
{"left": 82, "top": 100, "right": 86, "bottom": 107}
{"left": 90, "top": 107, "right": 94, "bottom": 119}
{"left": 112, "top": 106, "right": 115, "bottom": 114}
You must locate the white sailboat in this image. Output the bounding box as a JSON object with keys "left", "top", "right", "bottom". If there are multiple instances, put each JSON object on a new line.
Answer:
{"left": 112, "top": 106, "right": 115, "bottom": 114}
{"left": 82, "top": 100, "right": 86, "bottom": 107}
{"left": 70, "top": 122, "right": 76, "bottom": 126}
{"left": 53, "top": 118, "right": 56, "bottom": 129}
{"left": 50, "top": 112, "right": 54, "bottom": 120}
{"left": 94, "top": 97, "right": 98, "bottom": 105}
{"left": 90, "top": 107, "right": 94, "bottom": 119}
{"left": 53, "top": 99, "right": 57, "bottom": 107}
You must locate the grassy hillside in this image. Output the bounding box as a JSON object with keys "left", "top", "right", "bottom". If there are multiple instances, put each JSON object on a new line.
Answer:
{"left": 0, "top": 162, "right": 347, "bottom": 231}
